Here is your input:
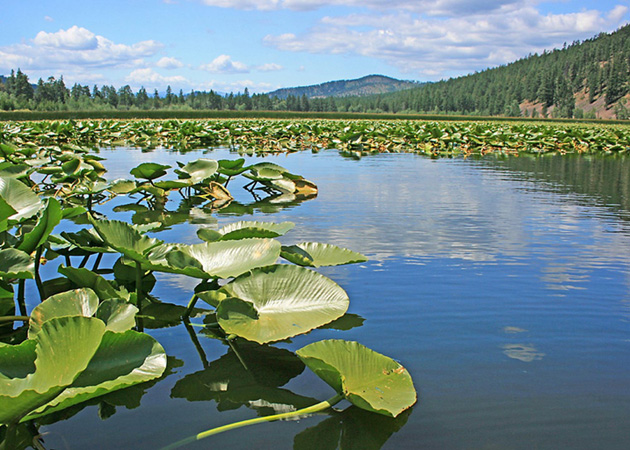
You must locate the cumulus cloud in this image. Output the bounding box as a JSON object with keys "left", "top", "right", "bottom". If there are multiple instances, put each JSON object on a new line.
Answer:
{"left": 264, "top": 4, "right": 630, "bottom": 79}
{"left": 0, "top": 26, "right": 163, "bottom": 72}
{"left": 200, "top": 54, "right": 249, "bottom": 73}
{"left": 125, "top": 68, "right": 188, "bottom": 87}
{"left": 156, "top": 56, "right": 184, "bottom": 69}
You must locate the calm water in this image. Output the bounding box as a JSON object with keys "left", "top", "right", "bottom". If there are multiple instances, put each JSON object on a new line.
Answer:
{"left": 36, "top": 148, "right": 630, "bottom": 450}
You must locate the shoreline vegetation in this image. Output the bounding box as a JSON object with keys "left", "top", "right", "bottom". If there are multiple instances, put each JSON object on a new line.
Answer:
{"left": 0, "top": 109, "right": 628, "bottom": 125}
{"left": 1, "top": 118, "right": 628, "bottom": 157}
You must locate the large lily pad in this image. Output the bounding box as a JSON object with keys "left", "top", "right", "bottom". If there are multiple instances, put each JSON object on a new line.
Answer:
{"left": 217, "top": 265, "right": 349, "bottom": 344}
{"left": 156, "top": 238, "right": 281, "bottom": 279}
{"left": 281, "top": 242, "right": 368, "bottom": 267}
{"left": 0, "top": 316, "right": 106, "bottom": 424}
{"left": 296, "top": 340, "right": 417, "bottom": 418}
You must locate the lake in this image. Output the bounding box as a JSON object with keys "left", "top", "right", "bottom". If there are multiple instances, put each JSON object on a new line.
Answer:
{"left": 33, "top": 147, "right": 630, "bottom": 449}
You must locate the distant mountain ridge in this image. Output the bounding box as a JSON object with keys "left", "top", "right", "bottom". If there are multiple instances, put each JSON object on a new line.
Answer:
{"left": 267, "top": 75, "right": 418, "bottom": 99}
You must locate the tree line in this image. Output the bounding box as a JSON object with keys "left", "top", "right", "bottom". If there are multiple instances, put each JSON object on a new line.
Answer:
{"left": 1, "top": 24, "right": 629, "bottom": 118}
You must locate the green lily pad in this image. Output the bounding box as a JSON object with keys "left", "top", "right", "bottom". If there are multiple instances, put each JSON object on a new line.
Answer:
{"left": 197, "top": 221, "right": 295, "bottom": 242}
{"left": 0, "top": 248, "right": 34, "bottom": 279}
{"left": 217, "top": 265, "right": 349, "bottom": 344}
{"left": 296, "top": 340, "right": 417, "bottom": 418}
{"left": 176, "top": 158, "right": 219, "bottom": 184}
{"left": 130, "top": 162, "right": 170, "bottom": 181}
{"left": 0, "top": 176, "right": 42, "bottom": 223}
{"left": 281, "top": 242, "right": 368, "bottom": 267}
{"left": 89, "top": 216, "right": 164, "bottom": 262}
{"left": 155, "top": 238, "right": 281, "bottom": 279}
{"left": 17, "top": 198, "right": 62, "bottom": 255}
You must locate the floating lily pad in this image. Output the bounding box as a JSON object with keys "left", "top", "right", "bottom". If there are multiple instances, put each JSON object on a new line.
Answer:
{"left": 281, "top": 242, "right": 367, "bottom": 267}
{"left": 217, "top": 265, "right": 349, "bottom": 344}
{"left": 296, "top": 340, "right": 416, "bottom": 418}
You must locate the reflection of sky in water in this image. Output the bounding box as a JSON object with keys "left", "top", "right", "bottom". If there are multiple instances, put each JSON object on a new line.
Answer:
{"left": 83, "top": 146, "right": 630, "bottom": 450}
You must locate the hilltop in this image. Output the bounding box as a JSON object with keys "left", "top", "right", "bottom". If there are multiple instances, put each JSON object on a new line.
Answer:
{"left": 267, "top": 75, "right": 418, "bottom": 99}
{"left": 336, "top": 24, "right": 630, "bottom": 119}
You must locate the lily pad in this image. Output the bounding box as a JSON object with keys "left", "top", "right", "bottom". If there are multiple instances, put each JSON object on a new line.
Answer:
{"left": 296, "top": 340, "right": 416, "bottom": 418}
{"left": 156, "top": 238, "right": 281, "bottom": 279}
{"left": 130, "top": 162, "right": 170, "bottom": 181}
{"left": 197, "top": 221, "right": 295, "bottom": 242}
{"left": 0, "top": 248, "right": 34, "bottom": 279}
{"left": 281, "top": 242, "right": 368, "bottom": 267}
{"left": 0, "top": 176, "right": 42, "bottom": 223}
{"left": 217, "top": 265, "right": 349, "bottom": 344}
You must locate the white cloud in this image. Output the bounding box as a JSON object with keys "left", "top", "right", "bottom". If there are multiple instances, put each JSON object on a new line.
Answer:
{"left": 34, "top": 26, "right": 99, "bottom": 50}
{"left": 264, "top": 5, "right": 630, "bottom": 80}
{"left": 0, "top": 26, "right": 163, "bottom": 72}
{"left": 257, "top": 62, "right": 284, "bottom": 72}
{"left": 44, "top": 16, "right": 54, "bottom": 22}
{"left": 126, "top": 68, "right": 188, "bottom": 86}
{"left": 199, "top": 54, "right": 249, "bottom": 73}
{"left": 200, "top": 0, "right": 520, "bottom": 15}
{"left": 156, "top": 56, "right": 184, "bottom": 69}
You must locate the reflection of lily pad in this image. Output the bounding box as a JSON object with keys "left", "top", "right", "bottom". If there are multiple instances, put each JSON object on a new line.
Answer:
{"left": 501, "top": 344, "right": 544, "bottom": 362}
{"left": 294, "top": 405, "right": 412, "bottom": 450}
{"left": 171, "top": 343, "right": 316, "bottom": 414}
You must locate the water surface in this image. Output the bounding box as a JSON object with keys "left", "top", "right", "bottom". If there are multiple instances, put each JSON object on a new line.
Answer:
{"left": 39, "top": 148, "right": 630, "bottom": 449}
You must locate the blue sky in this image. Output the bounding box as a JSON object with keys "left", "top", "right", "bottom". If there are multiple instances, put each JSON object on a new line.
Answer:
{"left": 1, "top": 1, "right": 628, "bottom": 94}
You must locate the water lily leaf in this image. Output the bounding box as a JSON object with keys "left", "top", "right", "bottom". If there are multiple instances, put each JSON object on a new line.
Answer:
{"left": 95, "top": 300, "right": 138, "bottom": 333}
{"left": 0, "top": 163, "right": 31, "bottom": 179}
{"left": 158, "top": 239, "right": 281, "bottom": 279}
{"left": 108, "top": 179, "right": 137, "bottom": 194}
{"left": 217, "top": 265, "right": 349, "bottom": 344}
{"left": 218, "top": 158, "right": 247, "bottom": 176}
{"left": 61, "top": 228, "right": 112, "bottom": 254}
{"left": 0, "top": 248, "right": 34, "bottom": 279}
{"left": 281, "top": 242, "right": 368, "bottom": 267}
{"left": 196, "top": 228, "right": 222, "bottom": 242}
{"left": 89, "top": 216, "right": 164, "bottom": 262}
{"left": 244, "top": 167, "right": 283, "bottom": 181}
{"left": 296, "top": 340, "right": 417, "bottom": 418}
{"left": 17, "top": 198, "right": 62, "bottom": 255}
{"left": 205, "top": 181, "right": 232, "bottom": 201}
{"left": 25, "top": 329, "right": 166, "bottom": 421}
{"left": 57, "top": 266, "right": 121, "bottom": 301}
{"left": 177, "top": 158, "right": 218, "bottom": 184}
{"left": 154, "top": 179, "right": 191, "bottom": 190}
{"left": 28, "top": 288, "right": 100, "bottom": 339}
{"left": 198, "top": 221, "right": 295, "bottom": 242}
{"left": 129, "top": 162, "right": 170, "bottom": 181}
{"left": 0, "top": 176, "right": 42, "bottom": 223}
{"left": 0, "top": 196, "right": 17, "bottom": 222}
{"left": 0, "top": 316, "right": 106, "bottom": 424}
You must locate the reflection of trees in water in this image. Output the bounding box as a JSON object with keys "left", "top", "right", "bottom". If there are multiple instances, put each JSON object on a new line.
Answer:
{"left": 481, "top": 154, "right": 630, "bottom": 216}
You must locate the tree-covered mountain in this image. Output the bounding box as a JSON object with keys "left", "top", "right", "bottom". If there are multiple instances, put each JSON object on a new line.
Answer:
{"left": 335, "top": 24, "right": 630, "bottom": 119}
{"left": 267, "top": 75, "right": 418, "bottom": 99}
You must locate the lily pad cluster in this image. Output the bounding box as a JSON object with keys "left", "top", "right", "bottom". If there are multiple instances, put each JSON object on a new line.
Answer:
{"left": 2, "top": 118, "right": 630, "bottom": 157}
{"left": 0, "top": 136, "right": 417, "bottom": 449}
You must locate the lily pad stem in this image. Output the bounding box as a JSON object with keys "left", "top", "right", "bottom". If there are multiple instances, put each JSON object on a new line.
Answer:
{"left": 0, "top": 316, "right": 29, "bottom": 324}
{"left": 17, "top": 279, "right": 27, "bottom": 317}
{"left": 161, "top": 393, "right": 344, "bottom": 450}
{"left": 182, "top": 293, "right": 198, "bottom": 320}
{"left": 34, "top": 247, "right": 45, "bottom": 301}
{"left": 135, "top": 260, "right": 144, "bottom": 332}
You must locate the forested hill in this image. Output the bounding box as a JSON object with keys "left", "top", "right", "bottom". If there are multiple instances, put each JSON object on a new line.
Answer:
{"left": 267, "top": 75, "right": 418, "bottom": 99}
{"left": 336, "top": 24, "right": 630, "bottom": 119}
